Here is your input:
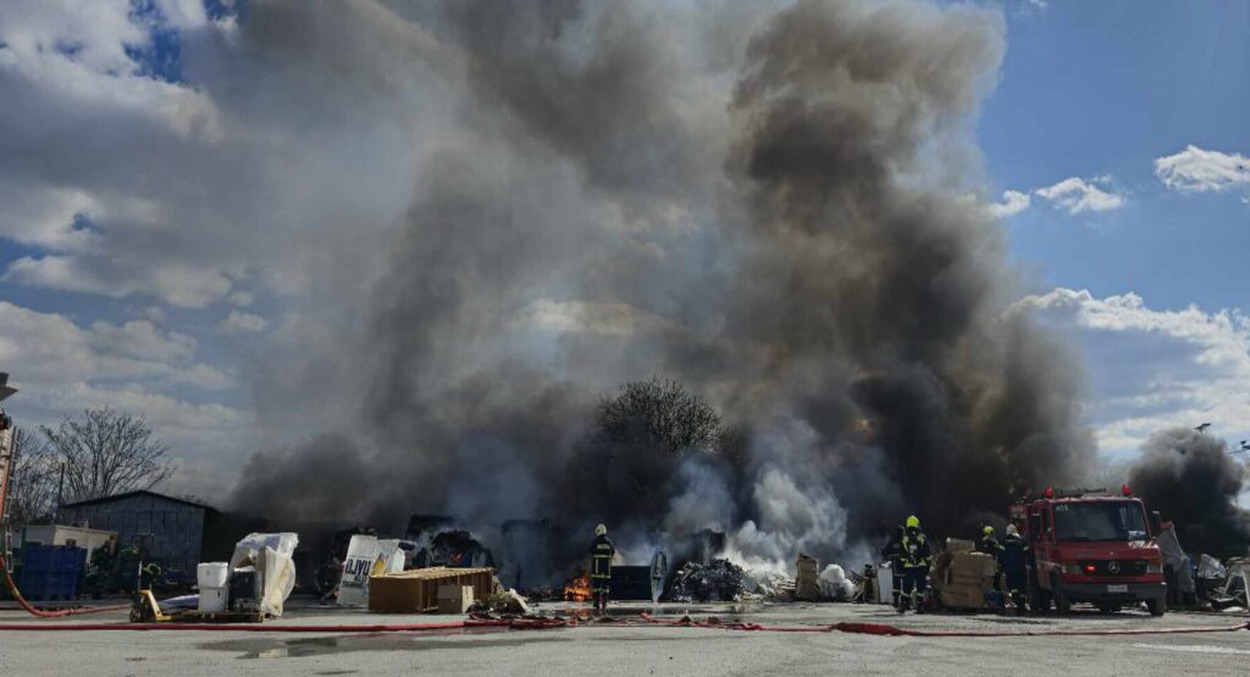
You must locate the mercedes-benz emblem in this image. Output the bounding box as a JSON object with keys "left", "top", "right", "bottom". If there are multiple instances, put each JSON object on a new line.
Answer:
{"left": 1107, "top": 561, "right": 1121, "bottom": 574}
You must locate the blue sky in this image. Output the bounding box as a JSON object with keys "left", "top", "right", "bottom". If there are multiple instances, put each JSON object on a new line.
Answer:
{"left": 983, "top": 0, "right": 1250, "bottom": 311}
{"left": 1, "top": 0, "right": 1248, "bottom": 500}
{"left": 973, "top": 1, "right": 1250, "bottom": 458}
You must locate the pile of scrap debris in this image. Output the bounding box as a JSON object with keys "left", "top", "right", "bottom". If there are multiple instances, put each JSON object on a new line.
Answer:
{"left": 1158, "top": 521, "right": 1250, "bottom": 612}
{"left": 670, "top": 559, "right": 746, "bottom": 602}
{"left": 714, "top": 554, "right": 869, "bottom": 604}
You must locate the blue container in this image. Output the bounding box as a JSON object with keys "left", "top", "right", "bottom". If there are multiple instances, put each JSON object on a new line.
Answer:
{"left": 18, "top": 545, "right": 86, "bottom": 601}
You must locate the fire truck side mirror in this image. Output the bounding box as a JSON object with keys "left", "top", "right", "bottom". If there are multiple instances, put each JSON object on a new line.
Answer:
{"left": 1150, "top": 511, "right": 1163, "bottom": 536}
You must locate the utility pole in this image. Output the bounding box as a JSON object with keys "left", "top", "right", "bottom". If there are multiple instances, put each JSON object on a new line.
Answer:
{"left": 0, "top": 372, "right": 18, "bottom": 570}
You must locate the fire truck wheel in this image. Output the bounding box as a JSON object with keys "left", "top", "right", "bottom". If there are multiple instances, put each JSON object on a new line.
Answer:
{"left": 1146, "top": 598, "right": 1166, "bottom": 617}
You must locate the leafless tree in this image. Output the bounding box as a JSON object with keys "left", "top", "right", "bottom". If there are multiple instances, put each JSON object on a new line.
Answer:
{"left": 41, "top": 408, "right": 173, "bottom": 503}
{"left": 598, "top": 376, "right": 723, "bottom": 454}
{"left": 5, "top": 427, "right": 58, "bottom": 526}
{"left": 560, "top": 377, "right": 726, "bottom": 532}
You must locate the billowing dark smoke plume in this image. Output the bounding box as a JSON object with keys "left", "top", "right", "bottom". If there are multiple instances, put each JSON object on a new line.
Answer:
{"left": 231, "top": 0, "right": 1093, "bottom": 573}
{"left": 1130, "top": 428, "right": 1250, "bottom": 558}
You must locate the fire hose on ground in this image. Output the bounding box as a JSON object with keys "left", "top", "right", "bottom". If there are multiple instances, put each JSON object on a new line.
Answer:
{"left": 0, "top": 611, "right": 1245, "bottom": 636}
{"left": 0, "top": 552, "right": 132, "bottom": 618}
{"left": 0, "top": 419, "right": 128, "bottom": 618}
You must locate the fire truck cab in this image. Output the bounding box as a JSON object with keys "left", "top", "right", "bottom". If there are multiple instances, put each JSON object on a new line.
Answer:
{"left": 1010, "top": 486, "right": 1167, "bottom": 616}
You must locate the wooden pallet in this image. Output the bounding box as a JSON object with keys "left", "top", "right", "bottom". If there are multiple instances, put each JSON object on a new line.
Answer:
{"left": 171, "top": 609, "right": 266, "bottom": 623}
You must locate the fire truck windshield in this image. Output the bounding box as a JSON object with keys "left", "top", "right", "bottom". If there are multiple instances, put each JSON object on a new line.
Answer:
{"left": 1053, "top": 501, "right": 1149, "bottom": 542}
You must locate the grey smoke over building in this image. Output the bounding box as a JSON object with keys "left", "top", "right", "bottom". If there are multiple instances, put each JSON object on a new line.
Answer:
{"left": 230, "top": 0, "right": 1094, "bottom": 571}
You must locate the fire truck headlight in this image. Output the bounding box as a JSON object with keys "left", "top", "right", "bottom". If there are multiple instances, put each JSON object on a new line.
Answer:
{"left": 1146, "top": 561, "right": 1162, "bottom": 574}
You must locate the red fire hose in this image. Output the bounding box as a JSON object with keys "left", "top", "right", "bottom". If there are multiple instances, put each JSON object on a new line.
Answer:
{"left": 633, "top": 613, "right": 1250, "bottom": 637}
{"left": 0, "top": 612, "right": 1244, "bottom": 636}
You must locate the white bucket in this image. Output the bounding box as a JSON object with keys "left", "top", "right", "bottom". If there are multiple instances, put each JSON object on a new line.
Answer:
{"left": 198, "top": 586, "right": 228, "bottom": 613}
{"left": 197, "top": 562, "right": 229, "bottom": 588}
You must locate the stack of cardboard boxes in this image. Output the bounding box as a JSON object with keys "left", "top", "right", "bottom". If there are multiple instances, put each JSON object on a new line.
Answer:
{"left": 796, "top": 554, "right": 821, "bottom": 601}
{"left": 933, "top": 539, "right": 996, "bottom": 609}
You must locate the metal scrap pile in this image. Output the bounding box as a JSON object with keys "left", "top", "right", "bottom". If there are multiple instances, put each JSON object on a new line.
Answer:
{"left": 670, "top": 558, "right": 746, "bottom": 602}
{"left": 1205, "top": 557, "right": 1250, "bottom": 611}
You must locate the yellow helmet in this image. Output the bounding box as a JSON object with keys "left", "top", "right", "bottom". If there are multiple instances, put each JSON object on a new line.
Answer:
{"left": 983, "top": 525, "right": 995, "bottom": 536}
{"left": 905, "top": 515, "right": 920, "bottom": 529}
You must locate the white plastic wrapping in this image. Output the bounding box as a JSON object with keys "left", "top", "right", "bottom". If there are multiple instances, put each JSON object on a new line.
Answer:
{"left": 230, "top": 532, "right": 299, "bottom": 617}
{"left": 817, "top": 564, "right": 855, "bottom": 600}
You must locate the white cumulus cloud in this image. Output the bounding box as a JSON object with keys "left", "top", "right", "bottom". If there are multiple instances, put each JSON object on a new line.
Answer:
{"left": 1154, "top": 145, "right": 1250, "bottom": 194}
{"left": 221, "top": 309, "right": 268, "bottom": 334}
{"left": 989, "top": 189, "right": 1031, "bottom": 218}
{"left": 1035, "top": 177, "right": 1127, "bottom": 214}
{"left": 0, "top": 299, "right": 246, "bottom": 501}
{"left": 1018, "top": 288, "right": 1250, "bottom": 455}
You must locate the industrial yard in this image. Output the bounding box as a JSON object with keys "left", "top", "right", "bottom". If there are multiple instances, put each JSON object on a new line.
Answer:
{"left": 3, "top": 1, "right": 1250, "bottom": 675}
{"left": 2, "top": 601, "right": 1247, "bottom": 676}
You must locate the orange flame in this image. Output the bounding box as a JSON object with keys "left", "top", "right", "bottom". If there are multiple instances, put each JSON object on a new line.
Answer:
{"left": 563, "top": 575, "right": 592, "bottom": 602}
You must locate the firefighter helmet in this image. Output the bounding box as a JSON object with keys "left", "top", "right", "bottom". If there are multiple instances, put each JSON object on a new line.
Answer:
{"left": 905, "top": 515, "right": 920, "bottom": 529}
{"left": 595, "top": 524, "right": 607, "bottom": 536}
{"left": 983, "top": 525, "right": 995, "bottom": 536}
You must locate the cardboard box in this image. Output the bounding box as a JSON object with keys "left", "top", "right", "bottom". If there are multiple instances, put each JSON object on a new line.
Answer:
{"left": 367, "top": 567, "right": 494, "bottom": 613}
{"left": 940, "top": 585, "right": 986, "bottom": 609}
{"left": 437, "top": 585, "right": 475, "bottom": 614}
{"left": 945, "top": 538, "right": 976, "bottom": 553}
{"left": 947, "top": 572, "right": 989, "bottom": 588}
{"left": 949, "top": 552, "right": 995, "bottom": 578}
{"left": 795, "top": 554, "right": 821, "bottom": 601}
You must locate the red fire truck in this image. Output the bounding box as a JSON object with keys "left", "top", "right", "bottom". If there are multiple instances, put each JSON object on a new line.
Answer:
{"left": 1010, "top": 485, "right": 1167, "bottom": 616}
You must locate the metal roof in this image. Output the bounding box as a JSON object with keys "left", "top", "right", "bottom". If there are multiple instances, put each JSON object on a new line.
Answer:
{"left": 58, "top": 489, "right": 218, "bottom": 512}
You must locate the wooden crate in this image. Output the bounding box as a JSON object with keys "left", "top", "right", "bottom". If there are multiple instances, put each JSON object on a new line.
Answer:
{"left": 368, "top": 567, "right": 495, "bottom": 613}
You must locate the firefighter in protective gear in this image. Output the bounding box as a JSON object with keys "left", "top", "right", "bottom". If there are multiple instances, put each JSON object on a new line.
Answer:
{"left": 880, "top": 524, "right": 905, "bottom": 609}
{"left": 1000, "top": 524, "right": 1029, "bottom": 612}
{"left": 976, "top": 525, "right": 1001, "bottom": 555}
{"left": 977, "top": 524, "right": 1004, "bottom": 590}
{"left": 590, "top": 524, "right": 615, "bottom": 614}
{"left": 898, "top": 515, "right": 930, "bottom": 614}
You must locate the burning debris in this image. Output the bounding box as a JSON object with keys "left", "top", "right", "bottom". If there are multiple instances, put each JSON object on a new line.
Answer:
{"left": 563, "top": 575, "right": 592, "bottom": 603}
{"left": 670, "top": 559, "right": 747, "bottom": 603}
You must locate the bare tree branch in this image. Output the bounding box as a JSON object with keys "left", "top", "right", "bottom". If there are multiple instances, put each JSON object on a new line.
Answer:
{"left": 6, "top": 427, "right": 58, "bottom": 526}
{"left": 40, "top": 408, "right": 173, "bottom": 504}
{"left": 598, "top": 376, "right": 723, "bottom": 455}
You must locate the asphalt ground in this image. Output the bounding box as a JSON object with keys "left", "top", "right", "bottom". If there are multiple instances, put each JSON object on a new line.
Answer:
{"left": 1, "top": 599, "right": 1247, "bottom": 676}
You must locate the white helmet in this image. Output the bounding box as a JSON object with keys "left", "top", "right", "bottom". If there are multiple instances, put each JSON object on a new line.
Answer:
{"left": 595, "top": 524, "right": 607, "bottom": 536}
{"left": 1006, "top": 524, "right": 1019, "bottom": 537}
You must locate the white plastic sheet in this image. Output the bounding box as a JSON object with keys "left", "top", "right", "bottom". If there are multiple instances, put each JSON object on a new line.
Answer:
{"left": 817, "top": 564, "right": 855, "bottom": 600}
{"left": 230, "top": 532, "right": 299, "bottom": 617}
